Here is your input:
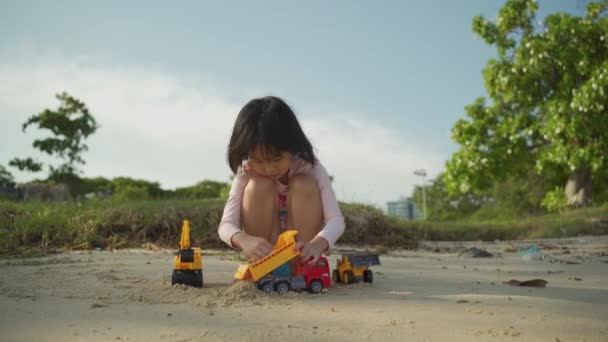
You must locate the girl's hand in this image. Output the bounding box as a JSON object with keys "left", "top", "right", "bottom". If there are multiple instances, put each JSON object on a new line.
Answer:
{"left": 293, "top": 236, "right": 329, "bottom": 265}
{"left": 232, "top": 232, "right": 273, "bottom": 262}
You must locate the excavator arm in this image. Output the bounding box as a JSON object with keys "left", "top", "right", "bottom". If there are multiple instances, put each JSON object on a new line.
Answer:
{"left": 180, "top": 220, "right": 191, "bottom": 250}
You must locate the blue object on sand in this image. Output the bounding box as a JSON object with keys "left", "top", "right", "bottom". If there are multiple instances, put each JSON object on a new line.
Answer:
{"left": 520, "top": 245, "right": 544, "bottom": 261}
{"left": 520, "top": 246, "right": 539, "bottom": 256}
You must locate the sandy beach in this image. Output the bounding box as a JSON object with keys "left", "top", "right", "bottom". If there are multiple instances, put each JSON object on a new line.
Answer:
{"left": 1, "top": 236, "right": 607, "bottom": 342}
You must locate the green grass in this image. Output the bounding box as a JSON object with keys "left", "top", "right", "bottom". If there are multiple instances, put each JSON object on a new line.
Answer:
{"left": 415, "top": 204, "right": 608, "bottom": 241}
{"left": 1, "top": 199, "right": 607, "bottom": 257}
{"left": 0, "top": 198, "right": 227, "bottom": 256}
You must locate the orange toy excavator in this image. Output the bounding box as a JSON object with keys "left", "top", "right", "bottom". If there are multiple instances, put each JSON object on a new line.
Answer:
{"left": 172, "top": 220, "right": 203, "bottom": 287}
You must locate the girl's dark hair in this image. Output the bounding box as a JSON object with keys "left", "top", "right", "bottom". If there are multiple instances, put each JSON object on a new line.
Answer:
{"left": 227, "top": 96, "right": 316, "bottom": 174}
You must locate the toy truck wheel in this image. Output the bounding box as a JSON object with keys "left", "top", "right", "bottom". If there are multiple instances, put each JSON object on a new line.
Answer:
{"left": 309, "top": 280, "right": 323, "bottom": 294}
{"left": 276, "top": 281, "right": 290, "bottom": 294}
{"left": 262, "top": 282, "right": 274, "bottom": 294}
{"left": 172, "top": 270, "right": 203, "bottom": 288}
{"left": 363, "top": 269, "right": 373, "bottom": 283}
{"left": 171, "top": 270, "right": 178, "bottom": 285}
{"left": 332, "top": 270, "right": 340, "bottom": 283}
{"left": 343, "top": 271, "right": 355, "bottom": 284}
{"left": 195, "top": 270, "right": 204, "bottom": 287}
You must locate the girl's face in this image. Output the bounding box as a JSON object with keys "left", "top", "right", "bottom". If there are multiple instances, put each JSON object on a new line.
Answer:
{"left": 248, "top": 145, "right": 292, "bottom": 180}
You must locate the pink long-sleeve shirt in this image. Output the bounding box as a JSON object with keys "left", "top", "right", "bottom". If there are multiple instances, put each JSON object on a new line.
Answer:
{"left": 218, "top": 158, "right": 345, "bottom": 249}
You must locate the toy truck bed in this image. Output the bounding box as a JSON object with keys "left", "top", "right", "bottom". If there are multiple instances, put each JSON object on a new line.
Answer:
{"left": 344, "top": 253, "right": 381, "bottom": 268}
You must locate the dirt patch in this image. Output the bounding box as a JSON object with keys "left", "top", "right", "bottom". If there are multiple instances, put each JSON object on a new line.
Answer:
{"left": 0, "top": 256, "right": 94, "bottom": 267}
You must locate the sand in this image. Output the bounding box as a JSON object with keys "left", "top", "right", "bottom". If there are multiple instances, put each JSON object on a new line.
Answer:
{"left": 1, "top": 236, "right": 607, "bottom": 341}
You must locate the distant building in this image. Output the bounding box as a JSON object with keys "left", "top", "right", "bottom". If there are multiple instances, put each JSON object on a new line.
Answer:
{"left": 386, "top": 197, "right": 419, "bottom": 220}
{"left": 0, "top": 184, "right": 22, "bottom": 201}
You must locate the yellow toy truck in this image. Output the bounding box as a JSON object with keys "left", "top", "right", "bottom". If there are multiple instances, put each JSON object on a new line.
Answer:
{"left": 234, "top": 230, "right": 299, "bottom": 282}
{"left": 234, "top": 230, "right": 332, "bottom": 294}
{"left": 171, "top": 220, "right": 203, "bottom": 287}
{"left": 333, "top": 252, "right": 380, "bottom": 284}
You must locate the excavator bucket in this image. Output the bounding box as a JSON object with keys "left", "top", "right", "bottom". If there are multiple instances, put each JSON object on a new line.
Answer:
{"left": 234, "top": 264, "right": 252, "bottom": 280}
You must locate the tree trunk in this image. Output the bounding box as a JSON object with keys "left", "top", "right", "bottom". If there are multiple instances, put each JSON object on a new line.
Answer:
{"left": 564, "top": 168, "right": 592, "bottom": 207}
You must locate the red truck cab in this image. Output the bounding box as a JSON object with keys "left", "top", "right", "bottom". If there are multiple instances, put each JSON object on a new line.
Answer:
{"left": 296, "top": 256, "right": 332, "bottom": 291}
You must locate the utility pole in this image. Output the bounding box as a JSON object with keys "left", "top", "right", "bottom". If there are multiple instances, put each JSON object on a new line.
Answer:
{"left": 414, "top": 169, "right": 427, "bottom": 220}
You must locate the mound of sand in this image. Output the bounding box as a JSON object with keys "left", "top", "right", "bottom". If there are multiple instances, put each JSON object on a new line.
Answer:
{"left": 124, "top": 277, "right": 203, "bottom": 304}
{"left": 203, "top": 281, "right": 262, "bottom": 308}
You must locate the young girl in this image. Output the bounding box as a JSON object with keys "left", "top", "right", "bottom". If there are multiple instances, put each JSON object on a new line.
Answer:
{"left": 218, "top": 96, "right": 345, "bottom": 265}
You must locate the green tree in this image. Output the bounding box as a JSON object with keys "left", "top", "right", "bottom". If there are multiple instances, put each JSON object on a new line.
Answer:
{"left": 112, "top": 177, "right": 166, "bottom": 198}
{"left": 10, "top": 92, "right": 98, "bottom": 178}
{"left": 412, "top": 173, "right": 482, "bottom": 221}
{"left": 8, "top": 157, "right": 43, "bottom": 173}
{"left": 469, "top": 171, "right": 552, "bottom": 220}
{"left": 0, "top": 164, "right": 15, "bottom": 187}
{"left": 174, "top": 180, "right": 229, "bottom": 199}
{"left": 488, "top": 171, "right": 549, "bottom": 213}
{"left": 445, "top": 0, "right": 608, "bottom": 210}
{"left": 114, "top": 185, "right": 150, "bottom": 201}
{"left": 81, "top": 177, "right": 114, "bottom": 194}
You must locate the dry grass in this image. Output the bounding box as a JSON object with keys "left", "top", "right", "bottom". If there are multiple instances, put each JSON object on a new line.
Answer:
{"left": 1, "top": 199, "right": 606, "bottom": 257}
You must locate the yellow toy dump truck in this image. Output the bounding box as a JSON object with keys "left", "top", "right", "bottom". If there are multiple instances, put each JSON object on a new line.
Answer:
{"left": 171, "top": 220, "right": 203, "bottom": 287}
{"left": 234, "top": 230, "right": 299, "bottom": 282}
{"left": 234, "top": 230, "right": 332, "bottom": 294}
{"left": 333, "top": 252, "right": 381, "bottom": 284}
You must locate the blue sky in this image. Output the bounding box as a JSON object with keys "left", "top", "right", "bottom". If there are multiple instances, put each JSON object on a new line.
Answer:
{"left": 0, "top": 0, "right": 585, "bottom": 207}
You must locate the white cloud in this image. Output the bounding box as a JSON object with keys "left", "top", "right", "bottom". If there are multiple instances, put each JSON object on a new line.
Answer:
{"left": 0, "top": 56, "right": 445, "bottom": 208}
{"left": 304, "top": 116, "right": 444, "bottom": 206}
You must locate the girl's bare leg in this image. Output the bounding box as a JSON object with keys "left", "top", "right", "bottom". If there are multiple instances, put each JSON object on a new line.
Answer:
{"left": 242, "top": 177, "right": 280, "bottom": 244}
{"left": 287, "top": 174, "right": 323, "bottom": 243}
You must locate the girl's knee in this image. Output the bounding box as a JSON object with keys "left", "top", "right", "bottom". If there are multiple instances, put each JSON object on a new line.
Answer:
{"left": 244, "top": 177, "right": 278, "bottom": 198}
{"left": 289, "top": 174, "right": 319, "bottom": 198}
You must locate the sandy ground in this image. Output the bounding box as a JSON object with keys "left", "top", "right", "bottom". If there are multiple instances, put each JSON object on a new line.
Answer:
{"left": 1, "top": 236, "right": 607, "bottom": 342}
